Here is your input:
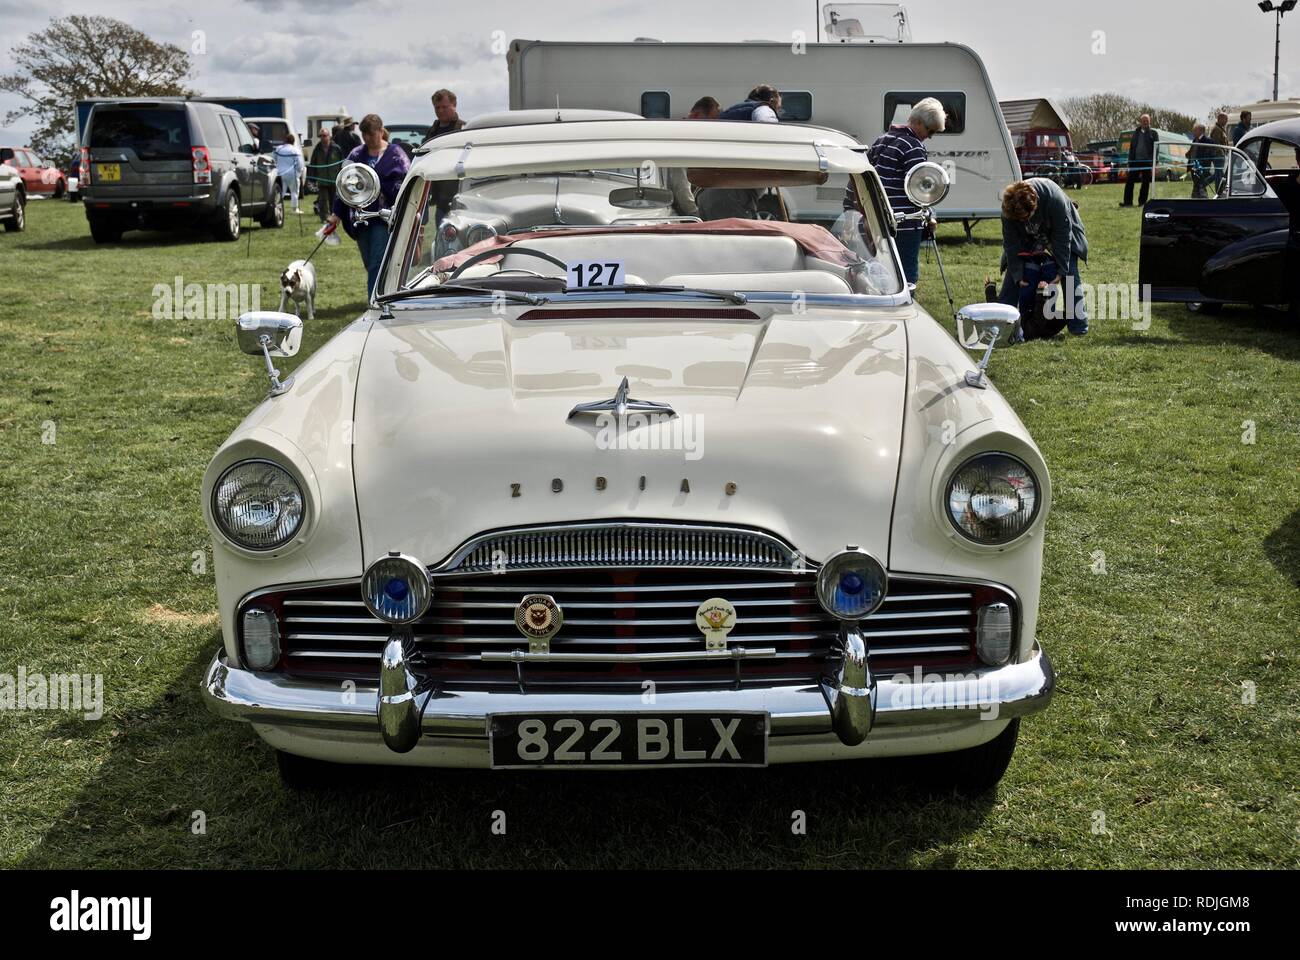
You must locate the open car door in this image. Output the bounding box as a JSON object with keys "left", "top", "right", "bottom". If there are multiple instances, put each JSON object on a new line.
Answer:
{"left": 1139, "top": 143, "right": 1293, "bottom": 306}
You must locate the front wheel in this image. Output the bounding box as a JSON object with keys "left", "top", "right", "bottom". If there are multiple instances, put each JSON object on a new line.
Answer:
{"left": 53, "top": 180, "right": 66, "bottom": 199}
{"left": 259, "top": 185, "right": 284, "bottom": 228}
{"left": 213, "top": 190, "right": 241, "bottom": 241}
{"left": 906, "top": 718, "right": 1020, "bottom": 795}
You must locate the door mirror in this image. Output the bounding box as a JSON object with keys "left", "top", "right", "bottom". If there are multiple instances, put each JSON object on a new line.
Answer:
{"left": 955, "top": 302, "right": 1018, "bottom": 388}
{"left": 237, "top": 311, "right": 303, "bottom": 397}
{"left": 238, "top": 311, "right": 302, "bottom": 357}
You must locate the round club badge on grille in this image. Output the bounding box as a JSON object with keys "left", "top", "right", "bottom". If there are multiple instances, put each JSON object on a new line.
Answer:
{"left": 695, "top": 597, "right": 737, "bottom": 651}
{"left": 515, "top": 594, "right": 563, "bottom": 641}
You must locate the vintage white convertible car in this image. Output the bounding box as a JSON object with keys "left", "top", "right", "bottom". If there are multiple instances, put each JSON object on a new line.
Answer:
{"left": 201, "top": 117, "right": 1055, "bottom": 790}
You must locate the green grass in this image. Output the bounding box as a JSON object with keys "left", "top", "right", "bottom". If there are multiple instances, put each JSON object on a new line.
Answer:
{"left": 1, "top": 185, "right": 1297, "bottom": 868}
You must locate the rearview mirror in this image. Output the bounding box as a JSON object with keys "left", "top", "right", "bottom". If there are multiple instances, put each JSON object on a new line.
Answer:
{"left": 237, "top": 311, "right": 303, "bottom": 396}
{"left": 608, "top": 185, "right": 675, "bottom": 209}
{"left": 955, "top": 302, "right": 1019, "bottom": 388}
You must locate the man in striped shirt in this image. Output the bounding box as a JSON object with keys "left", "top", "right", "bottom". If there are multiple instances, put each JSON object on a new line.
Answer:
{"left": 863, "top": 97, "right": 946, "bottom": 287}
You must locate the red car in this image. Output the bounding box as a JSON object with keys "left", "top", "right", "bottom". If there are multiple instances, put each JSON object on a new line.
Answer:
{"left": 0, "top": 145, "right": 69, "bottom": 199}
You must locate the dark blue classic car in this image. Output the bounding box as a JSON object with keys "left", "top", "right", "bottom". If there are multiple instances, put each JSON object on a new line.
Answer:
{"left": 1139, "top": 118, "right": 1298, "bottom": 315}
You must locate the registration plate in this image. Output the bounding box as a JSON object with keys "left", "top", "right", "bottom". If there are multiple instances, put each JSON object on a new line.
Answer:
{"left": 488, "top": 712, "right": 768, "bottom": 769}
{"left": 96, "top": 163, "right": 121, "bottom": 182}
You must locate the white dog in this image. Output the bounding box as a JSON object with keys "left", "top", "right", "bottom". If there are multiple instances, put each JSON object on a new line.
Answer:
{"left": 278, "top": 260, "right": 316, "bottom": 320}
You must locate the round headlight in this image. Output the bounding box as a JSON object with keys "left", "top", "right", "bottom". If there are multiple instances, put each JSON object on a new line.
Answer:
{"left": 946, "top": 453, "right": 1040, "bottom": 545}
{"left": 212, "top": 459, "right": 304, "bottom": 550}
{"left": 462, "top": 222, "right": 497, "bottom": 248}
{"left": 362, "top": 553, "right": 432, "bottom": 624}
{"left": 816, "top": 548, "right": 888, "bottom": 621}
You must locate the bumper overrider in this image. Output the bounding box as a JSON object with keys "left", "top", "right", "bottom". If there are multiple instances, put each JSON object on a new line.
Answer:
{"left": 202, "top": 624, "right": 1055, "bottom": 760}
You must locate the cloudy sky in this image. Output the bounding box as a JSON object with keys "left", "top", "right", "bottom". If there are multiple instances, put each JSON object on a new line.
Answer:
{"left": 0, "top": 0, "right": 1293, "bottom": 144}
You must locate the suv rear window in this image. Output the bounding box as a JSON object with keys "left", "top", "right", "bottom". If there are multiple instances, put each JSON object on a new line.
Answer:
{"left": 89, "top": 108, "right": 192, "bottom": 161}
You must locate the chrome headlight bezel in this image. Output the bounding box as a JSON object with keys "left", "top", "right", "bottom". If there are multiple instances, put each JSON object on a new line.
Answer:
{"left": 944, "top": 452, "right": 1041, "bottom": 546}
{"left": 211, "top": 458, "right": 306, "bottom": 552}
{"left": 815, "top": 548, "right": 889, "bottom": 621}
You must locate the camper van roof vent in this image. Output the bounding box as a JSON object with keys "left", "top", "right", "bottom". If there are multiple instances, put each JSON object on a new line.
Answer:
{"left": 632, "top": 37, "right": 663, "bottom": 42}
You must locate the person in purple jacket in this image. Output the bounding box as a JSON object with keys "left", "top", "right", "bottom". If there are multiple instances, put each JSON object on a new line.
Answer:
{"left": 328, "top": 113, "right": 411, "bottom": 298}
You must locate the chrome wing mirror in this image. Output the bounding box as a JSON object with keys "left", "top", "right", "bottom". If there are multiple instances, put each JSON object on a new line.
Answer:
{"left": 237, "top": 311, "right": 303, "bottom": 397}
{"left": 955, "top": 302, "right": 1019, "bottom": 389}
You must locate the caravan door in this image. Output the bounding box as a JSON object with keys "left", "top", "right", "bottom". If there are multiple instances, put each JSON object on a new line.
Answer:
{"left": 1139, "top": 143, "right": 1292, "bottom": 305}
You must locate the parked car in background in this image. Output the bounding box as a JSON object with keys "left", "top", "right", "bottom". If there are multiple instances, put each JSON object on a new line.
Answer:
{"left": 1117, "top": 128, "right": 1192, "bottom": 181}
{"left": 201, "top": 115, "right": 1055, "bottom": 791}
{"left": 245, "top": 115, "right": 305, "bottom": 195}
{"left": 0, "top": 145, "right": 67, "bottom": 199}
{"left": 80, "top": 99, "right": 285, "bottom": 243}
{"left": 386, "top": 124, "right": 430, "bottom": 159}
{"left": 0, "top": 161, "right": 24, "bottom": 232}
{"left": 999, "top": 98, "right": 1090, "bottom": 188}
{"left": 1082, "top": 139, "right": 1122, "bottom": 182}
{"left": 1139, "top": 127, "right": 1298, "bottom": 315}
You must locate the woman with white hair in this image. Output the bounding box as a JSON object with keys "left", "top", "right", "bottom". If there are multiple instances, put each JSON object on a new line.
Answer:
{"left": 862, "top": 96, "right": 946, "bottom": 287}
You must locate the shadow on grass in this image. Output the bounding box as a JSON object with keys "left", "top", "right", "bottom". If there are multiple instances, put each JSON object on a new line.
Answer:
{"left": 19, "top": 641, "right": 999, "bottom": 869}
{"left": 1263, "top": 507, "right": 1300, "bottom": 590}
{"left": 1168, "top": 304, "right": 1300, "bottom": 363}
{"left": 22, "top": 222, "right": 287, "bottom": 252}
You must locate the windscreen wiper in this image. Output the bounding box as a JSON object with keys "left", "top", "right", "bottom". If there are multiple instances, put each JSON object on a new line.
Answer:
{"left": 376, "top": 283, "right": 545, "bottom": 306}
{"left": 561, "top": 284, "right": 748, "bottom": 305}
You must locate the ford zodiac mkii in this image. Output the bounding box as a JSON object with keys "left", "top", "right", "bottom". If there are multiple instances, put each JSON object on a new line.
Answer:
{"left": 201, "top": 117, "right": 1055, "bottom": 790}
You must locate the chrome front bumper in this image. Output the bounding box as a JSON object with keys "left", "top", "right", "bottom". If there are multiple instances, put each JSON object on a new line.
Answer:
{"left": 202, "top": 637, "right": 1055, "bottom": 760}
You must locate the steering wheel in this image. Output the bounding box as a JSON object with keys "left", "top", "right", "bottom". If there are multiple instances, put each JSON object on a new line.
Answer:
{"left": 448, "top": 244, "right": 569, "bottom": 282}
{"left": 490, "top": 267, "right": 551, "bottom": 279}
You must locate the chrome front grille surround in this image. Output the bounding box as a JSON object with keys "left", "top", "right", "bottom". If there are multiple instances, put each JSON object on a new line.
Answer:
{"left": 445, "top": 523, "right": 799, "bottom": 573}
{"left": 242, "top": 522, "right": 1013, "bottom": 690}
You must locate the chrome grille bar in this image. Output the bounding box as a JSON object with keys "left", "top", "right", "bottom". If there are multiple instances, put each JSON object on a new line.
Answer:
{"left": 443, "top": 523, "right": 798, "bottom": 573}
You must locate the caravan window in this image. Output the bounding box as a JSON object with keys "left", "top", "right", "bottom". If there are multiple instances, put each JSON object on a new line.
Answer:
{"left": 883, "top": 92, "right": 966, "bottom": 135}
{"left": 779, "top": 92, "right": 813, "bottom": 123}
{"left": 640, "top": 92, "right": 671, "bottom": 119}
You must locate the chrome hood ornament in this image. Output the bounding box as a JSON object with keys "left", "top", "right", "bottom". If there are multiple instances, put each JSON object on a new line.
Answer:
{"left": 567, "top": 376, "right": 677, "bottom": 421}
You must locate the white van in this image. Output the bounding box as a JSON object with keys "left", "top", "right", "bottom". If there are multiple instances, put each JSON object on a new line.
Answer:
{"left": 507, "top": 36, "right": 1020, "bottom": 231}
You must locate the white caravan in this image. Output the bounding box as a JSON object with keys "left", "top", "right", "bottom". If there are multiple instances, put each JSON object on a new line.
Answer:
{"left": 507, "top": 34, "right": 1020, "bottom": 231}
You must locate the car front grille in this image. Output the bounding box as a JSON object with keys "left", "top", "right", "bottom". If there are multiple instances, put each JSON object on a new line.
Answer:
{"left": 254, "top": 568, "right": 998, "bottom": 691}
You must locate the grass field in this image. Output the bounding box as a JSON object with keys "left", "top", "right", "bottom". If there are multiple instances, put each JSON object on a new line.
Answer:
{"left": 0, "top": 184, "right": 1297, "bottom": 869}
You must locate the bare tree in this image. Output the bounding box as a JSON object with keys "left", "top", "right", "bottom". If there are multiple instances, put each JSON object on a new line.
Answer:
{"left": 1063, "top": 92, "right": 1202, "bottom": 146}
{"left": 0, "top": 15, "right": 194, "bottom": 157}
